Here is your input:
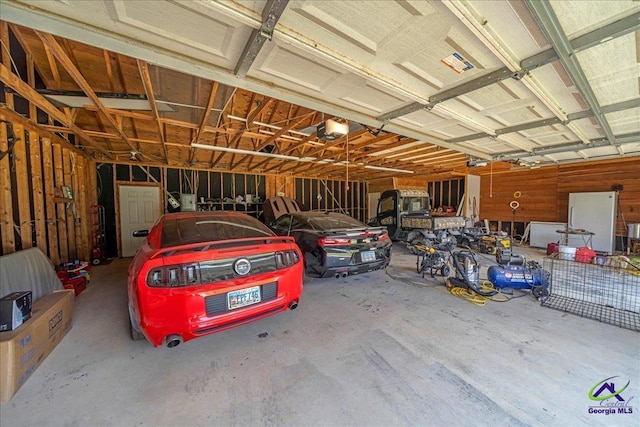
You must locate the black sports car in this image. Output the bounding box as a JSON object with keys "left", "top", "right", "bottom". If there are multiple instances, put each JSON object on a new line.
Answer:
{"left": 269, "top": 211, "right": 392, "bottom": 278}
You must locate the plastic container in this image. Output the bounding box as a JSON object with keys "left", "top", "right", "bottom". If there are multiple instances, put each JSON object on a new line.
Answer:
{"left": 575, "top": 247, "right": 596, "bottom": 263}
{"left": 558, "top": 245, "right": 577, "bottom": 261}
{"left": 593, "top": 256, "right": 607, "bottom": 265}
{"left": 546, "top": 242, "right": 559, "bottom": 256}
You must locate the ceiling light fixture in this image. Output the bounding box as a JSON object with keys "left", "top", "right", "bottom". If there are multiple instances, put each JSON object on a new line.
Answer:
{"left": 364, "top": 165, "right": 414, "bottom": 174}
{"left": 191, "top": 143, "right": 414, "bottom": 174}
{"left": 43, "top": 93, "right": 175, "bottom": 112}
{"left": 190, "top": 143, "right": 300, "bottom": 161}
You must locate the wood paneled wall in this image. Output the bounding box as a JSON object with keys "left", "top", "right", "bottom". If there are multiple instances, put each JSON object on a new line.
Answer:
{"left": 0, "top": 114, "right": 96, "bottom": 264}
{"left": 476, "top": 158, "right": 640, "bottom": 243}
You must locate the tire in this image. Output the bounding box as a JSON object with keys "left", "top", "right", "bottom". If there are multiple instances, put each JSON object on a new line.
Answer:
{"left": 416, "top": 255, "right": 424, "bottom": 274}
{"left": 92, "top": 257, "right": 102, "bottom": 266}
{"left": 441, "top": 265, "right": 450, "bottom": 277}
{"left": 129, "top": 311, "right": 144, "bottom": 341}
{"left": 304, "top": 251, "right": 321, "bottom": 276}
{"left": 532, "top": 286, "right": 549, "bottom": 302}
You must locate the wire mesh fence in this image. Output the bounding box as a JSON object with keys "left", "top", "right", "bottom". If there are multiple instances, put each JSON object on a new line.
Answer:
{"left": 541, "top": 257, "right": 640, "bottom": 331}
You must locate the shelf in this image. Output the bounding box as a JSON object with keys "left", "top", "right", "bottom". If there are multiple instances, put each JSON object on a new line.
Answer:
{"left": 197, "top": 202, "right": 262, "bottom": 218}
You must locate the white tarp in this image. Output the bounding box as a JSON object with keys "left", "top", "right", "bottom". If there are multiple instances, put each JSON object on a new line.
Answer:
{"left": 0, "top": 248, "right": 63, "bottom": 302}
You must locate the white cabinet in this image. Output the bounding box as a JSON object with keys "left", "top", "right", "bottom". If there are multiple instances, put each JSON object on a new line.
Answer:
{"left": 529, "top": 221, "right": 567, "bottom": 248}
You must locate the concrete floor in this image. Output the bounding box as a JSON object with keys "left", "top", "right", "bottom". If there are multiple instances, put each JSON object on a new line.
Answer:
{"left": 1, "top": 244, "right": 638, "bottom": 426}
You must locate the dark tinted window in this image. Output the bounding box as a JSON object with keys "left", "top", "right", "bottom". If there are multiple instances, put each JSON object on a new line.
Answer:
{"left": 300, "top": 213, "right": 364, "bottom": 230}
{"left": 379, "top": 196, "right": 394, "bottom": 213}
{"left": 161, "top": 213, "right": 273, "bottom": 247}
{"left": 401, "top": 197, "right": 429, "bottom": 212}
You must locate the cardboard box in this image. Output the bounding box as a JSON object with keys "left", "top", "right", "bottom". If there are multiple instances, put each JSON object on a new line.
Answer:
{"left": 0, "top": 291, "right": 33, "bottom": 331}
{"left": 0, "top": 290, "right": 74, "bottom": 404}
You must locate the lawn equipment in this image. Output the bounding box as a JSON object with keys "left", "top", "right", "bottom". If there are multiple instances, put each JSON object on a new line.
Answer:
{"left": 495, "top": 235, "right": 524, "bottom": 266}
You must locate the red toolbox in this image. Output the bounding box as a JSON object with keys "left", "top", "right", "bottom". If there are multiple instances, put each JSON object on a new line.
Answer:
{"left": 56, "top": 261, "right": 90, "bottom": 296}
{"left": 60, "top": 276, "right": 86, "bottom": 296}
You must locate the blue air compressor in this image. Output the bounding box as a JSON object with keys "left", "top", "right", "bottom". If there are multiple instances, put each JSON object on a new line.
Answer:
{"left": 487, "top": 262, "right": 550, "bottom": 299}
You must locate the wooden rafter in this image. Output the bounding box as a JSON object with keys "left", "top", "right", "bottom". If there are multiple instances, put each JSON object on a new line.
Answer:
{"left": 228, "top": 96, "right": 273, "bottom": 147}
{"left": 9, "top": 25, "right": 50, "bottom": 91}
{"left": 208, "top": 132, "right": 229, "bottom": 169}
{"left": 137, "top": 59, "right": 168, "bottom": 163}
{"left": 0, "top": 106, "right": 88, "bottom": 157}
{"left": 227, "top": 96, "right": 273, "bottom": 167}
{"left": 0, "top": 63, "right": 111, "bottom": 157}
{"left": 103, "top": 50, "right": 115, "bottom": 92}
{"left": 40, "top": 37, "right": 61, "bottom": 87}
{"left": 278, "top": 129, "right": 369, "bottom": 175}
{"left": 189, "top": 81, "right": 219, "bottom": 164}
{"left": 35, "top": 31, "right": 138, "bottom": 154}
{"left": 230, "top": 113, "right": 312, "bottom": 169}
{"left": 93, "top": 112, "right": 115, "bottom": 152}
{"left": 251, "top": 132, "right": 318, "bottom": 170}
{"left": 348, "top": 135, "right": 409, "bottom": 161}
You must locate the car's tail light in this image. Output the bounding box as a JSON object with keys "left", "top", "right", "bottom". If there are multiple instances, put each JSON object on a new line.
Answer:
{"left": 275, "top": 249, "right": 300, "bottom": 268}
{"left": 147, "top": 264, "right": 198, "bottom": 288}
{"left": 318, "top": 237, "right": 351, "bottom": 246}
{"left": 146, "top": 252, "right": 300, "bottom": 288}
{"left": 378, "top": 232, "right": 390, "bottom": 242}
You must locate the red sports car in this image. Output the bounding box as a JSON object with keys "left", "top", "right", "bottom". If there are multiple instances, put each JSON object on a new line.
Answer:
{"left": 127, "top": 211, "right": 303, "bottom": 348}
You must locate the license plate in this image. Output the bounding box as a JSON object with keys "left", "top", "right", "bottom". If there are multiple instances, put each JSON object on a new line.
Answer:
{"left": 361, "top": 250, "right": 376, "bottom": 263}
{"left": 228, "top": 286, "right": 261, "bottom": 310}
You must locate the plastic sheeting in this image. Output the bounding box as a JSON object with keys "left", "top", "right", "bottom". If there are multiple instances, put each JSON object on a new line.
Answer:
{"left": 0, "top": 248, "right": 63, "bottom": 302}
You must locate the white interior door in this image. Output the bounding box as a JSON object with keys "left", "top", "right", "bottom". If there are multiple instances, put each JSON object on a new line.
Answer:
{"left": 464, "top": 174, "right": 481, "bottom": 226}
{"left": 119, "top": 185, "right": 161, "bottom": 257}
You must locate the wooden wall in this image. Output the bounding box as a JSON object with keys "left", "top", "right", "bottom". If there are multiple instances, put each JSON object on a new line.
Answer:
{"left": 476, "top": 158, "right": 640, "bottom": 246}
{"left": 0, "top": 113, "right": 95, "bottom": 264}
{"left": 369, "top": 176, "right": 428, "bottom": 193}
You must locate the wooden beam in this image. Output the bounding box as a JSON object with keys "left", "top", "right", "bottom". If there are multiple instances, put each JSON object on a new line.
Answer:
{"left": 137, "top": 60, "right": 169, "bottom": 163}
{"left": 103, "top": 49, "right": 115, "bottom": 92}
{"left": 278, "top": 128, "right": 370, "bottom": 174}
{"left": 41, "top": 138, "right": 60, "bottom": 264}
{"left": 0, "top": 116, "right": 15, "bottom": 254}
{"left": 9, "top": 24, "right": 51, "bottom": 89}
{"left": 0, "top": 106, "right": 88, "bottom": 157}
{"left": 189, "top": 81, "right": 219, "bottom": 164}
{"left": 41, "top": 38, "right": 62, "bottom": 87}
{"left": 36, "top": 31, "right": 138, "bottom": 153}
{"left": 349, "top": 136, "right": 414, "bottom": 161}
{"left": 230, "top": 114, "right": 311, "bottom": 169}
{"left": 53, "top": 143, "right": 69, "bottom": 262}
{"left": 1, "top": 23, "right": 14, "bottom": 111}
{"left": 228, "top": 96, "right": 273, "bottom": 147}
{"left": 13, "top": 123, "right": 33, "bottom": 249}
{"left": 29, "top": 129, "right": 47, "bottom": 254}
{"left": 0, "top": 64, "right": 112, "bottom": 157}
